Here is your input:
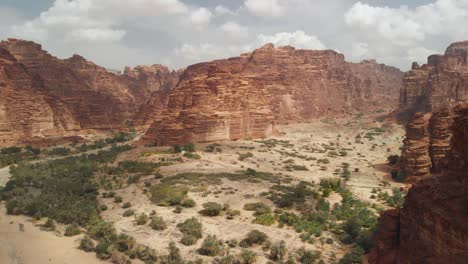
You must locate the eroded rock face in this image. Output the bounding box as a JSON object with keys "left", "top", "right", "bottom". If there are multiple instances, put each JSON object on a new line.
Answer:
{"left": 143, "top": 44, "right": 403, "bottom": 145}
{"left": 370, "top": 104, "right": 468, "bottom": 264}
{"left": 0, "top": 46, "right": 81, "bottom": 146}
{"left": 0, "top": 39, "right": 180, "bottom": 147}
{"left": 400, "top": 41, "right": 468, "bottom": 114}
{"left": 400, "top": 108, "right": 455, "bottom": 181}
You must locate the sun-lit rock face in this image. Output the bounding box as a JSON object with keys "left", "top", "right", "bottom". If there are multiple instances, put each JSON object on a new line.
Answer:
{"left": 0, "top": 46, "right": 81, "bottom": 146}
{"left": 0, "top": 39, "right": 180, "bottom": 147}
{"left": 400, "top": 108, "right": 455, "bottom": 181}
{"left": 143, "top": 44, "right": 403, "bottom": 145}
{"left": 370, "top": 104, "right": 468, "bottom": 264}
{"left": 400, "top": 41, "right": 468, "bottom": 114}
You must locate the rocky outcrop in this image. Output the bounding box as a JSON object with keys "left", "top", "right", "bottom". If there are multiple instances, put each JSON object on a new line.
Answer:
{"left": 370, "top": 104, "right": 468, "bottom": 264}
{"left": 143, "top": 44, "right": 403, "bottom": 145}
{"left": 400, "top": 108, "right": 455, "bottom": 181}
{"left": 0, "top": 46, "right": 81, "bottom": 146}
{"left": 400, "top": 41, "right": 468, "bottom": 114}
{"left": 0, "top": 39, "right": 180, "bottom": 147}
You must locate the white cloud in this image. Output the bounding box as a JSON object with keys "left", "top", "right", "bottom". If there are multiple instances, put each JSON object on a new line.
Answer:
{"left": 189, "top": 7, "right": 213, "bottom": 29}
{"left": 220, "top": 22, "right": 248, "bottom": 38}
{"left": 256, "top": 30, "right": 326, "bottom": 50}
{"left": 215, "top": 5, "right": 236, "bottom": 16}
{"left": 68, "top": 28, "right": 126, "bottom": 42}
{"left": 244, "top": 0, "right": 284, "bottom": 17}
{"left": 345, "top": 0, "right": 468, "bottom": 46}
{"left": 406, "top": 46, "right": 438, "bottom": 64}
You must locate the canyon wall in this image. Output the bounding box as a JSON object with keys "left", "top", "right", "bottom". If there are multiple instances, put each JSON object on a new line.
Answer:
{"left": 0, "top": 39, "right": 180, "bottom": 147}
{"left": 399, "top": 108, "right": 455, "bottom": 181}
{"left": 370, "top": 104, "right": 468, "bottom": 264}
{"left": 400, "top": 41, "right": 468, "bottom": 114}
{"left": 143, "top": 44, "right": 403, "bottom": 145}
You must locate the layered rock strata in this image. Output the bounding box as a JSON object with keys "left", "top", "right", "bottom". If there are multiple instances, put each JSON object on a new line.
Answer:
{"left": 400, "top": 108, "right": 455, "bottom": 181}
{"left": 370, "top": 104, "right": 468, "bottom": 264}
{"left": 143, "top": 44, "right": 403, "bottom": 145}
{"left": 400, "top": 41, "right": 468, "bottom": 113}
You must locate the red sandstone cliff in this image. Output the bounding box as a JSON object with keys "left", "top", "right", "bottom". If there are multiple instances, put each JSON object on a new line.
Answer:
{"left": 400, "top": 41, "right": 468, "bottom": 114}
{"left": 143, "top": 44, "right": 403, "bottom": 145}
{"left": 370, "top": 104, "right": 468, "bottom": 264}
{"left": 0, "top": 39, "right": 180, "bottom": 147}
{"left": 400, "top": 108, "right": 455, "bottom": 181}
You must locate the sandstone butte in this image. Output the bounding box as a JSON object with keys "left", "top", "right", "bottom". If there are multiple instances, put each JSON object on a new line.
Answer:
{"left": 400, "top": 41, "right": 468, "bottom": 114}
{"left": 399, "top": 41, "right": 468, "bottom": 181}
{"left": 0, "top": 39, "right": 181, "bottom": 147}
{"left": 142, "top": 44, "right": 404, "bottom": 145}
{"left": 369, "top": 104, "right": 468, "bottom": 264}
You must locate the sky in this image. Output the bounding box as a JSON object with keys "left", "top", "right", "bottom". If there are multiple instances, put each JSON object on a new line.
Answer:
{"left": 1, "top": 0, "right": 467, "bottom": 71}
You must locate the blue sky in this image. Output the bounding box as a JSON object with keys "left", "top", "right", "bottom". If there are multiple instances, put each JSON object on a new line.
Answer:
{"left": 1, "top": 0, "right": 466, "bottom": 70}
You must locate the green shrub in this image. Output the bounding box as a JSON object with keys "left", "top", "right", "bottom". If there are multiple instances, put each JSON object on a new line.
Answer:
{"left": 297, "top": 248, "right": 320, "bottom": 264}
{"left": 122, "top": 202, "right": 131, "bottom": 209}
{"left": 95, "top": 241, "right": 113, "bottom": 259}
{"left": 177, "top": 217, "right": 202, "bottom": 246}
{"left": 115, "top": 233, "right": 135, "bottom": 253}
{"left": 161, "top": 242, "right": 183, "bottom": 264}
{"left": 338, "top": 246, "right": 364, "bottom": 264}
{"left": 198, "top": 235, "right": 224, "bottom": 256}
{"left": 254, "top": 213, "right": 276, "bottom": 226}
{"left": 64, "top": 224, "right": 81, "bottom": 237}
{"left": 238, "top": 250, "right": 257, "bottom": 264}
{"left": 150, "top": 184, "right": 188, "bottom": 206}
{"left": 200, "top": 202, "right": 224, "bottom": 216}
{"left": 79, "top": 236, "right": 95, "bottom": 252}
{"left": 183, "top": 152, "right": 201, "bottom": 159}
{"left": 270, "top": 240, "right": 287, "bottom": 260}
{"left": 242, "top": 230, "right": 268, "bottom": 246}
{"left": 114, "top": 196, "right": 123, "bottom": 203}
{"left": 134, "top": 245, "right": 158, "bottom": 262}
{"left": 43, "top": 219, "right": 56, "bottom": 231}
{"left": 181, "top": 198, "right": 196, "bottom": 208}
{"left": 150, "top": 216, "right": 167, "bottom": 231}
{"left": 135, "top": 213, "right": 149, "bottom": 225}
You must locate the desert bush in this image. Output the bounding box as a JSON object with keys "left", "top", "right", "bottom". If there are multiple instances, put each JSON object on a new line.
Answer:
{"left": 114, "top": 196, "right": 123, "bottom": 203}
{"left": 242, "top": 230, "right": 268, "bottom": 246}
{"left": 115, "top": 233, "right": 136, "bottom": 253}
{"left": 95, "top": 241, "right": 114, "bottom": 259}
{"left": 42, "top": 219, "right": 56, "bottom": 231}
{"left": 200, "top": 202, "right": 224, "bottom": 216}
{"left": 123, "top": 209, "right": 135, "bottom": 217}
{"left": 135, "top": 213, "right": 149, "bottom": 225}
{"left": 64, "top": 223, "right": 81, "bottom": 236}
{"left": 79, "top": 236, "right": 95, "bottom": 252}
{"left": 177, "top": 217, "right": 203, "bottom": 246}
{"left": 270, "top": 240, "right": 287, "bottom": 260}
{"left": 338, "top": 246, "right": 364, "bottom": 264}
{"left": 254, "top": 213, "right": 276, "bottom": 226}
{"left": 149, "top": 216, "right": 167, "bottom": 231}
{"left": 238, "top": 152, "right": 254, "bottom": 161}
{"left": 150, "top": 184, "right": 188, "bottom": 206}
{"left": 183, "top": 152, "right": 201, "bottom": 159}
{"left": 199, "top": 235, "right": 224, "bottom": 256}
{"left": 181, "top": 198, "right": 196, "bottom": 208}
{"left": 160, "top": 242, "right": 184, "bottom": 264}
{"left": 134, "top": 245, "right": 158, "bottom": 263}
{"left": 238, "top": 250, "right": 257, "bottom": 264}
{"left": 122, "top": 202, "right": 132, "bottom": 209}
{"left": 297, "top": 248, "right": 320, "bottom": 264}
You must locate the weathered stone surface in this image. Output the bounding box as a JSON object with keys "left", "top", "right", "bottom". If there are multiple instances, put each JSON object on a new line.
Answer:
{"left": 143, "top": 44, "right": 403, "bottom": 145}
{"left": 400, "top": 41, "right": 468, "bottom": 113}
{"left": 0, "top": 39, "right": 180, "bottom": 147}
{"left": 400, "top": 108, "right": 455, "bottom": 181}
{"left": 370, "top": 104, "right": 468, "bottom": 264}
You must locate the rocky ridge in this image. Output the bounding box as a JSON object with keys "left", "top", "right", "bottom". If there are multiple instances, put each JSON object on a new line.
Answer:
{"left": 143, "top": 44, "right": 404, "bottom": 145}
{"left": 0, "top": 39, "right": 180, "bottom": 147}
{"left": 370, "top": 104, "right": 468, "bottom": 264}
{"left": 400, "top": 41, "right": 468, "bottom": 114}
{"left": 399, "top": 108, "right": 455, "bottom": 181}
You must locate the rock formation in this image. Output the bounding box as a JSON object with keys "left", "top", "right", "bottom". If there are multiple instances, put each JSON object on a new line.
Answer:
{"left": 400, "top": 41, "right": 468, "bottom": 114}
{"left": 0, "top": 39, "right": 180, "bottom": 147}
{"left": 370, "top": 104, "right": 468, "bottom": 264}
{"left": 143, "top": 44, "right": 403, "bottom": 145}
{"left": 400, "top": 108, "right": 455, "bottom": 181}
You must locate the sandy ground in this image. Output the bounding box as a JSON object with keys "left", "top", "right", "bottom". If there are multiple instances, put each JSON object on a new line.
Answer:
{"left": 101, "top": 115, "right": 405, "bottom": 263}
{"left": 1, "top": 115, "right": 406, "bottom": 263}
{"left": 0, "top": 204, "right": 107, "bottom": 264}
